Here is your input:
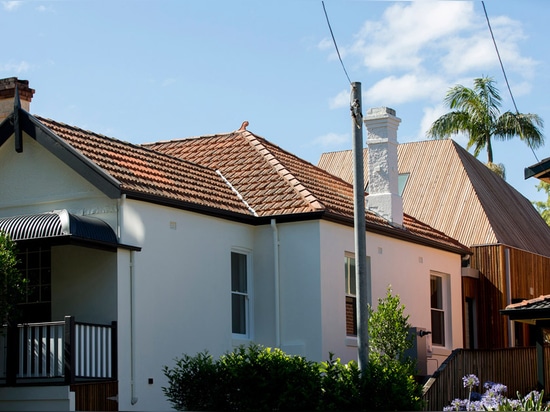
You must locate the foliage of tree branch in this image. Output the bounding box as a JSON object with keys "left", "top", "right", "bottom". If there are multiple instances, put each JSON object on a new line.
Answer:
{"left": 0, "top": 231, "right": 26, "bottom": 324}
{"left": 427, "top": 76, "right": 544, "bottom": 179}
{"left": 533, "top": 181, "right": 550, "bottom": 226}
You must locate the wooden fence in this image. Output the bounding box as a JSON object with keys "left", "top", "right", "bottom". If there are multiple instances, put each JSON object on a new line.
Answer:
{"left": 422, "top": 347, "right": 550, "bottom": 411}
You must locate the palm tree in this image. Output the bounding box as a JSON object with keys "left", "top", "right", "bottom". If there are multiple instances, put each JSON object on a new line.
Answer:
{"left": 427, "top": 76, "right": 544, "bottom": 177}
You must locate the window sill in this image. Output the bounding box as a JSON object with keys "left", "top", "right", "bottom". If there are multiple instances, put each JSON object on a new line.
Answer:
{"left": 430, "top": 345, "right": 451, "bottom": 357}
{"left": 345, "top": 336, "right": 358, "bottom": 347}
{"left": 232, "top": 336, "right": 251, "bottom": 347}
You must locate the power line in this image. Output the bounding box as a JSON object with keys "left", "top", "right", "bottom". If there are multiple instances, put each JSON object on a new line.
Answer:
{"left": 322, "top": 1, "right": 352, "bottom": 86}
{"left": 482, "top": 0, "right": 539, "bottom": 162}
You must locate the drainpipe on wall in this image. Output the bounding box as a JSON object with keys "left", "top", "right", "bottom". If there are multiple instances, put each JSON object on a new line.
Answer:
{"left": 130, "top": 250, "right": 138, "bottom": 405}
{"left": 271, "top": 219, "right": 281, "bottom": 348}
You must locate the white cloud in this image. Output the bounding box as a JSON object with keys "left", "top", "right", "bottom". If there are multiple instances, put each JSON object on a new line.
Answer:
{"left": 311, "top": 132, "right": 349, "bottom": 148}
{"left": 364, "top": 74, "right": 448, "bottom": 106}
{"left": 0, "top": 61, "right": 30, "bottom": 74}
{"left": 2, "top": 1, "right": 21, "bottom": 11}
{"left": 329, "top": 89, "right": 350, "bottom": 109}
{"left": 348, "top": 2, "right": 475, "bottom": 72}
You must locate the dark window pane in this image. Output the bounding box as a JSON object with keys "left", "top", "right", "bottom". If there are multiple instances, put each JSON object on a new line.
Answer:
{"left": 430, "top": 276, "right": 443, "bottom": 309}
{"left": 41, "top": 248, "right": 51, "bottom": 267}
{"left": 431, "top": 310, "right": 445, "bottom": 346}
{"left": 231, "top": 252, "right": 247, "bottom": 293}
{"left": 232, "top": 294, "right": 246, "bottom": 334}
{"left": 27, "top": 251, "right": 40, "bottom": 269}
{"left": 28, "top": 269, "right": 40, "bottom": 285}
{"left": 346, "top": 296, "right": 357, "bottom": 336}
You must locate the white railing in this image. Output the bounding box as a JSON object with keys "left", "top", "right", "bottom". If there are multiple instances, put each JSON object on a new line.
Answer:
{"left": 18, "top": 321, "right": 64, "bottom": 378}
{"left": 74, "top": 322, "right": 113, "bottom": 378}
{"left": 0, "top": 317, "right": 116, "bottom": 384}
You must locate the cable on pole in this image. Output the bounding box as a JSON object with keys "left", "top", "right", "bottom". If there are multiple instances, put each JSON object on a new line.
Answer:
{"left": 482, "top": 0, "right": 539, "bottom": 162}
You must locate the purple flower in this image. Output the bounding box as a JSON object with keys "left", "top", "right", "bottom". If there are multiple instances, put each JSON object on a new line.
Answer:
{"left": 462, "top": 374, "right": 480, "bottom": 389}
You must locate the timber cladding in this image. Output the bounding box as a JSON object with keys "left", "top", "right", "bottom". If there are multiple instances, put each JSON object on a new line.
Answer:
{"left": 70, "top": 381, "right": 118, "bottom": 411}
{"left": 471, "top": 245, "right": 550, "bottom": 349}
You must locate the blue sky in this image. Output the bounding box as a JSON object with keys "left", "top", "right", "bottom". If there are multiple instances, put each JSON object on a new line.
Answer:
{"left": 2, "top": 0, "right": 549, "bottom": 204}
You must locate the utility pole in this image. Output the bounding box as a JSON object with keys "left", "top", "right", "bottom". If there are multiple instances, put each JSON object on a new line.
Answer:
{"left": 351, "top": 82, "right": 370, "bottom": 371}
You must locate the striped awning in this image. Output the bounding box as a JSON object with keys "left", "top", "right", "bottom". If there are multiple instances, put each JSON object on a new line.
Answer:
{"left": 0, "top": 210, "right": 118, "bottom": 246}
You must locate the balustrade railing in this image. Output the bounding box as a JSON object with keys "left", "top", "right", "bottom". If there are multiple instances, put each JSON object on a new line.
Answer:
{"left": 0, "top": 316, "right": 117, "bottom": 385}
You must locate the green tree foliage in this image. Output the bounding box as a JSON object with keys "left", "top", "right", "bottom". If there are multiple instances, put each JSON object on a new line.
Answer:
{"left": 533, "top": 181, "right": 550, "bottom": 226}
{"left": 367, "top": 286, "right": 423, "bottom": 411}
{"left": 368, "top": 286, "right": 413, "bottom": 363}
{"left": 427, "top": 76, "right": 544, "bottom": 179}
{"left": 0, "top": 231, "right": 26, "bottom": 324}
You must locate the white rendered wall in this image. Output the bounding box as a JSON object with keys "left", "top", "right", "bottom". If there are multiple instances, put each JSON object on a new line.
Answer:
{"left": 0, "top": 386, "right": 75, "bottom": 411}
{"left": 275, "top": 220, "right": 323, "bottom": 359}
{"left": 116, "top": 199, "right": 257, "bottom": 411}
{"left": 0, "top": 133, "right": 117, "bottom": 224}
{"left": 51, "top": 245, "right": 117, "bottom": 324}
{"left": 319, "top": 220, "right": 463, "bottom": 373}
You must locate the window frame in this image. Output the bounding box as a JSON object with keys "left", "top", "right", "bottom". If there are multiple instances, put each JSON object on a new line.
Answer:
{"left": 231, "top": 248, "right": 253, "bottom": 340}
{"left": 430, "top": 271, "right": 450, "bottom": 347}
{"left": 344, "top": 253, "right": 357, "bottom": 337}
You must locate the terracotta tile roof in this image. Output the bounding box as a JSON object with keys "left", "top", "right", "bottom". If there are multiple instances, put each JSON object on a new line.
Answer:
{"left": 36, "top": 117, "right": 252, "bottom": 216}
{"left": 27, "top": 116, "right": 468, "bottom": 254}
{"left": 144, "top": 130, "right": 469, "bottom": 254}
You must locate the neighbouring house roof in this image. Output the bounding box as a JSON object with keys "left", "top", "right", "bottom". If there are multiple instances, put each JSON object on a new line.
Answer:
{"left": 525, "top": 157, "right": 550, "bottom": 184}
{"left": 318, "top": 139, "right": 550, "bottom": 256}
{"left": 500, "top": 295, "right": 550, "bottom": 324}
{"left": 0, "top": 109, "right": 469, "bottom": 255}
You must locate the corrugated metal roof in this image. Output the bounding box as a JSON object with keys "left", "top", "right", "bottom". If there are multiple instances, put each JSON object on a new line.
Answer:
{"left": 318, "top": 139, "right": 550, "bottom": 256}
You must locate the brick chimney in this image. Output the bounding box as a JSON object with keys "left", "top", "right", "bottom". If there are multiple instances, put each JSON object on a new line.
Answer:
{"left": 0, "top": 77, "right": 35, "bottom": 122}
{"left": 364, "top": 107, "right": 403, "bottom": 226}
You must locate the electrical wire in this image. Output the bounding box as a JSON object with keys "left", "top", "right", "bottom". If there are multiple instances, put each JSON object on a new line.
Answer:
{"left": 322, "top": 1, "right": 352, "bottom": 86}
{"left": 321, "top": 1, "right": 362, "bottom": 128}
{"left": 482, "top": 0, "right": 539, "bottom": 162}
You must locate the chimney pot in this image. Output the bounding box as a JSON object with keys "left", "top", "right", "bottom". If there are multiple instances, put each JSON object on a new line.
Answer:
{"left": 0, "top": 77, "right": 35, "bottom": 123}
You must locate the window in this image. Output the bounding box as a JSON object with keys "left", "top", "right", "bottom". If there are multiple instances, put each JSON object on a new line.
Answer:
{"left": 345, "top": 254, "right": 357, "bottom": 336}
{"left": 464, "top": 297, "right": 477, "bottom": 349}
{"left": 430, "top": 274, "right": 446, "bottom": 346}
{"left": 231, "top": 251, "right": 250, "bottom": 337}
{"left": 17, "top": 245, "right": 52, "bottom": 322}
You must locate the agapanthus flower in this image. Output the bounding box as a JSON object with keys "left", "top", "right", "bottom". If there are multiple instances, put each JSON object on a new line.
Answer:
{"left": 462, "top": 374, "right": 480, "bottom": 389}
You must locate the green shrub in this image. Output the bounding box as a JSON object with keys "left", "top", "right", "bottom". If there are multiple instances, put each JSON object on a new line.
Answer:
{"left": 219, "top": 344, "right": 322, "bottom": 411}
{"left": 164, "top": 344, "right": 322, "bottom": 411}
{"left": 319, "top": 354, "right": 364, "bottom": 411}
{"left": 162, "top": 351, "right": 223, "bottom": 411}
{"left": 364, "top": 358, "right": 424, "bottom": 411}
{"left": 163, "top": 289, "right": 424, "bottom": 411}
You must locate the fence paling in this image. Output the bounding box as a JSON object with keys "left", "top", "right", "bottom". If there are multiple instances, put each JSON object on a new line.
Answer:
{"left": 422, "top": 347, "right": 550, "bottom": 411}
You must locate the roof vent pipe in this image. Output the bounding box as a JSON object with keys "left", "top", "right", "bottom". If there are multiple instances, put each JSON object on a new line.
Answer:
{"left": 364, "top": 107, "right": 403, "bottom": 226}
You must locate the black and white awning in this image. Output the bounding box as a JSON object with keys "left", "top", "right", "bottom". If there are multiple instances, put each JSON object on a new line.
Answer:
{"left": 0, "top": 210, "right": 118, "bottom": 248}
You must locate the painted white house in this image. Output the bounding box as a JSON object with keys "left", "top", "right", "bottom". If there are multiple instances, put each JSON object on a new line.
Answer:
{"left": 0, "top": 78, "right": 469, "bottom": 411}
